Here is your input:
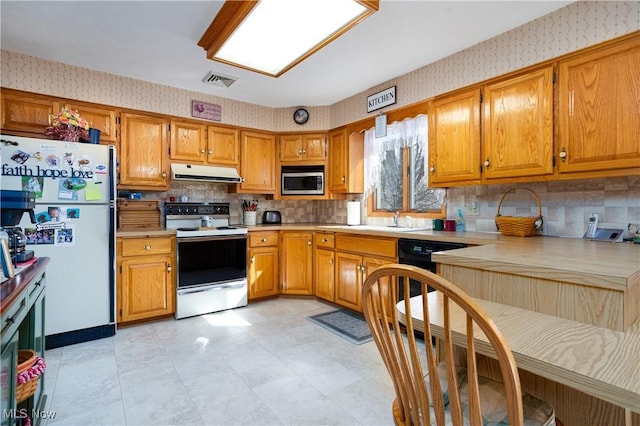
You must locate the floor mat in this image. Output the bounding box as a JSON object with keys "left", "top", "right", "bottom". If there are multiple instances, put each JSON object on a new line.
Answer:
{"left": 307, "top": 309, "right": 373, "bottom": 345}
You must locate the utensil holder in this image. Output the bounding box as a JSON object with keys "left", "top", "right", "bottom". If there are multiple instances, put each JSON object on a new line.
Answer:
{"left": 243, "top": 211, "right": 257, "bottom": 226}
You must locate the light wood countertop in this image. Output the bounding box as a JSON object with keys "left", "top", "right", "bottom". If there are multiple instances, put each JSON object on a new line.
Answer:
{"left": 397, "top": 294, "right": 640, "bottom": 413}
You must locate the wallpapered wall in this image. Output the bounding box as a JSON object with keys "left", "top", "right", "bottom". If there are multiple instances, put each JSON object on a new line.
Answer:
{"left": 1, "top": 1, "right": 638, "bottom": 237}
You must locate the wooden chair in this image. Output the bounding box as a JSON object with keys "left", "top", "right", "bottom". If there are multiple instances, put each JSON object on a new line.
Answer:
{"left": 362, "top": 264, "right": 557, "bottom": 426}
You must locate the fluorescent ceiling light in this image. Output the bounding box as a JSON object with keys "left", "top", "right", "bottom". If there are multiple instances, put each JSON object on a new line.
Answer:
{"left": 198, "top": 0, "right": 379, "bottom": 77}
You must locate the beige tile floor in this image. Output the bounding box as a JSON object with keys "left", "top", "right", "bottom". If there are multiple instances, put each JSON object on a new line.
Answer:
{"left": 42, "top": 298, "right": 396, "bottom": 426}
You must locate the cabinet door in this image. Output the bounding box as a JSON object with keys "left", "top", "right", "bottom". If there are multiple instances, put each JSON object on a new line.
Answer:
{"left": 248, "top": 247, "right": 279, "bottom": 299}
{"left": 483, "top": 66, "right": 554, "bottom": 179}
{"left": 280, "top": 134, "right": 303, "bottom": 161}
{"left": 1, "top": 331, "right": 18, "bottom": 425}
{"left": 65, "top": 102, "right": 118, "bottom": 144}
{"left": 335, "top": 251, "right": 363, "bottom": 311}
{"left": 170, "top": 120, "right": 206, "bottom": 163}
{"left": 239, "top": 131, "right": 276, "bottom": 193}
{"left": 429, "top": 88, "right": 481, "bottom": 185}
{"left": 280, "top": 232, "right": 313, "bottom": 295}
{"left": 329, "top": 129, "right": 347, "bottom": 192}
{"left": 315, "top": 248, "right": 335, "bottom": 302}
{"left": 119, "top": 254, "right": 174, "bottom": 322}
{"left": 302, "top": 134, "right": 327, "bottom": 161}
{"left": 119, "top": 112, "right": 170, "bottom": 189}
{"left": 1, "top": 92, "right": 59, "bottom": 135}
{"left": 558, "top": 38, "right": 640, "bottom": 174}
{"left": 208, "top": 125, "right": 239, "bottom": 166}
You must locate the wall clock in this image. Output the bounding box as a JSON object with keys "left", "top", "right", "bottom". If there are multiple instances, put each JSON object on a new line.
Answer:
{"left": 293, "top": 108, "right": 309, "bottom": 125}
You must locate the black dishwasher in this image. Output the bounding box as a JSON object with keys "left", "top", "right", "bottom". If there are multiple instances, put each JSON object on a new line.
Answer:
{"left": 397, "top": 238, "right": 466, "bottom": 299}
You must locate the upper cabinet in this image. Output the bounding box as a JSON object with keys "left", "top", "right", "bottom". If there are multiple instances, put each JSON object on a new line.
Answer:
{"left": 482, "top": 65, "right": 554, "bottom": 180}
{"left": 279, "top": 133, "right": 326, "bottom": 163}
{"left": 557, "top": 36, "right": 640, "bottom": 176}
{"left": 1, "top": 91, "right": 60, "bottom": 136}
{"left": 428, "top": 88, "right": 482, "bottom": 186}
{"left": 169, "top": 119, "right": 207, "bottom": 163}
{"left": 328, "top": 129, "right": 364, "bottom": 193}
{"left": 169, "top": 121, "right": 239, "bottom": 167}
{"left": 63, "top": 102, "right": 118, "bottom": 144}
{"left": 119, "top": 112, "right": 170, "bottom": 190}
{"left": 237, "top": 130, "right": 276, "bottom": 193}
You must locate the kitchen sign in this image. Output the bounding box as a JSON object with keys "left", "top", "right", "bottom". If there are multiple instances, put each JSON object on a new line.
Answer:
{"left": 192, "top": 100, "right": 222, "bottom": 121}
{"left": 367, "top": 86, "right": 396, "bottom": 113}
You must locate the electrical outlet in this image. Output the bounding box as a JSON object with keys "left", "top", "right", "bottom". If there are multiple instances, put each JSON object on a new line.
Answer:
{"left": 467, "top": 199, "right": 479, "bottom": 216}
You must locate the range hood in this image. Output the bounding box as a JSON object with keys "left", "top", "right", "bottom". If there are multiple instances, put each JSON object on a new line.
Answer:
{"left": 171, "top": 163, "right": 242, "bottom": 184}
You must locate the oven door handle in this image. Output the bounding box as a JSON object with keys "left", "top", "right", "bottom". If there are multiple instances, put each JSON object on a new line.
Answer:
{"left": 178, "top": 282, "right": 246, "bottom": 295}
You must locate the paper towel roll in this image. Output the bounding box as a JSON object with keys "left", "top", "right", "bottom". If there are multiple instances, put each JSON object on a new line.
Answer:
{"left": 347, "top": 201, "right": 361, "bottom": 225}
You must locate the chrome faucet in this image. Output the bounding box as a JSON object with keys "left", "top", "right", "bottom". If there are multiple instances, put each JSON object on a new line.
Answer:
{"left": 393, "top": 211, "right": 399, "bottom": 227}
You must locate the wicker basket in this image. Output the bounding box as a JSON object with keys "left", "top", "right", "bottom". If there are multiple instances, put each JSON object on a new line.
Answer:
{"left": 495, "top": 188, "right": 543, "bottom": 237}
{"left": 16, "top": 350, "right": 43, "bottom": 404}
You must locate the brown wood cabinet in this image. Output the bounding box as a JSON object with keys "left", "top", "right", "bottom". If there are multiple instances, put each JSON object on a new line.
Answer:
{"left": 557, "top": 36, "right": 640, "bottom": 176}
{"left": 482, "top": 65, "right": 554, "bottom": 180}
{"left": 119, "top": 112, "right": 170, "bottom": 190}
{"left": 280, "top": 231, "right": 314, "bottom": 295}
{"left": 279, "top": 133, "right": 326, "bottom": 162}
{"left": 117, "top": 235, "right": 175, "bottom": 323}
{"left": 1, "top": 91, "right": 60, "bottom": 136}
{"left": 169, "top": 119, "right": 207, "bottom": 163}
{"left": 248, "top": 231, "right": 279, "bottom": 300}
{"left": 64, "top": 101, "right": 118, "bottom": 144}
{"left": 328, "top": 129, "right": 364, "bottom": 193}
{"left": 314, "top": 232, "right": 335, "bottom": 302}
{"left": 237, "top": 131, "right": 276, "bottom": 193}
{"left": 334, "top": 234, "right": 397, "bottom": 312}
{"left": 428, "top": 87, "right": 482, "bottom": 186}
{"left": 169, "top": 121, "right": 240, "bottom": 167}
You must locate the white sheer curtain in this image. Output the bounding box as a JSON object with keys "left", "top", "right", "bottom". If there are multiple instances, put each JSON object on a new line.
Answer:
{"left": 363, "top": 114, "right": 428, "bottom": 198}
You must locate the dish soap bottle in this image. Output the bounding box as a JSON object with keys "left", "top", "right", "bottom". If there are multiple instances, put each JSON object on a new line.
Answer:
{"left": 455, "top": 208, "right": 466, "bottom": 231}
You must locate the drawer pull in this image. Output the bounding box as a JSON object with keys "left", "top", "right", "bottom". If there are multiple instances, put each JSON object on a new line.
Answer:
{"left": 143, "top": 245, "right": 152, "bottom": 250}
{"left": 322, "top": 238, "right": 328, "bottom": 243}
{"left": 261, "top": 238, "right": 268, "bottom": 243}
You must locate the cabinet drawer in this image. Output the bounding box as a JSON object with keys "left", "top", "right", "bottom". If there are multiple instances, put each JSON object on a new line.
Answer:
{"left": 120, "top": 237, "right": 174, "bottom": 256}
{"left": 336, "top": 234, "right": 397, "bottom": 258}
{"left": 249, "top": 231, "right": 279, "bottom": 247}
{"left": 315, "top": 233, "right": 335, "bottom": 249}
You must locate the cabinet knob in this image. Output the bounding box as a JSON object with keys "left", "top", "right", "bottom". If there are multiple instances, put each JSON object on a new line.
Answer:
{"left": 200, "top": 148, "right": 205, "bottom": 154}
{"left": 329, "top": 258, "right": 334, "bottom": 266}
{"left": 251, "top": 255, "right": 255, "bottom": 264}
{"left": 162, "top": 171, "right": 167, "bottom": 178}
{"left": 322, "top": 238, "right": 328, "bottom": 243}
{"left": 298, "top": 149, "right": 303, "bottom": 155}
{"left": 262, "top": 238, "right": 268, "bottom": 243}
{"left": 484, "top": 158, "right": 490, "bottom": 168}
{"left": 342, "top": 176, "right": 346, "bottom": 183}
{"left": 302, "top": 149, "right": 307, "bottom": 155}
{"left": 308, "top": 240, "right": 312, "bottom": 246}
{"left": 167, "top": 265, "right": 172, "bottom": 272}
{"left": 430, "top": 166, "right": 435, "bottom": 173}
{"left": 559, "top": 148, "right": 567, "bottom": 161}
{"left": 143, "top": 245, "right": 152, "bottom": 250}
{"left": 208, "top": 150, "right": 213, "bottom": 155}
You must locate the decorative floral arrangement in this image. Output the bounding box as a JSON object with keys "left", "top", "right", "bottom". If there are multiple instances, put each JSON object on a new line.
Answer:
{"left": 45, "top": 107, "right": 90, "bottom": 142}
{"left": 16, "top": 356, "right": 46, "bottom": 385}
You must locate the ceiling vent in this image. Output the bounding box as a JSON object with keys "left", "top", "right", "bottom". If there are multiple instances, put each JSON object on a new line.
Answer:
{"left": 202, "top": 71, "right": 237, "bottom": 88}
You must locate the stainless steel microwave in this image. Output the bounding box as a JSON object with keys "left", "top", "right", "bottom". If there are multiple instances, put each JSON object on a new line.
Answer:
{"left": 281, "top": 167, "right": 324, "bottom": 195}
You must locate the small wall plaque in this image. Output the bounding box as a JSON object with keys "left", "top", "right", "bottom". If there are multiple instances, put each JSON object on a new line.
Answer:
{"left": 367, "top": 86, "right": 396, "bottom": 113}
{"left": 192, "top": 101, "right": 221, "bottom": 121}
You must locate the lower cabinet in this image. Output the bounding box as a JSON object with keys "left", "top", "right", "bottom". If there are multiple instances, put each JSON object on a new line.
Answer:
{"left": 280, "top": 232, "right": 314, "bottom": 295}
{"left": 314, "top": 232, "right": 336, "bottom": 302}
{"left": 248, "top": 231, "right": 279, "bottom": 300}
{"left": 117, "top": 235, "right": 175, "bottom": 323}
{"left": 334, "top": 234, "right": 397, "bottom": 312}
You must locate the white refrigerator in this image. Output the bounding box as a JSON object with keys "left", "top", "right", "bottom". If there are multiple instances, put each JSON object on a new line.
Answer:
{"left": 1, "top": 135, "right": 116, "bottom": 348}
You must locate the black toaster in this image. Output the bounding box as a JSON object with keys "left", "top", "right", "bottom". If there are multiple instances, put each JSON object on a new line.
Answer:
{"left": 262, "top": 211, "right": 282, "bottom": 224}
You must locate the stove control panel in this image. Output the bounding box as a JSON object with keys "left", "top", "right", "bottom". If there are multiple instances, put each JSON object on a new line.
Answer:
{"left": 165, "top": 203, "right": 230, "bottom": 216}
